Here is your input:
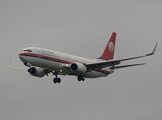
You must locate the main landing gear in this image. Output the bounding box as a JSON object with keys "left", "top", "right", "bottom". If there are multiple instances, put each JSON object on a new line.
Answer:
{"left": 53, "top": 74, "right": 85, "bottom": 84}
{"left": 53, "top": 73, "right": 61, "bottom": 84}
{"left": 77, "top": 75, "right": 85, "bottom": 81}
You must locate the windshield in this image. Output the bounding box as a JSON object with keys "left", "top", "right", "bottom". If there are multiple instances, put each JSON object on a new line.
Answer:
{"left": 23, "top": 49, "right": 32, "bottom": 52}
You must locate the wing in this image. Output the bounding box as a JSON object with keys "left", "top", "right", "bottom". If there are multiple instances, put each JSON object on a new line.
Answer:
{"left": 86, "top": 43, "right": 158, "bottom": 68}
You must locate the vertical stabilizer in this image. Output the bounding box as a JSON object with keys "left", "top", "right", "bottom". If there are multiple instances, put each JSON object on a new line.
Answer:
{"left": 99, "top": 32, "right": 116, "bottom": 60}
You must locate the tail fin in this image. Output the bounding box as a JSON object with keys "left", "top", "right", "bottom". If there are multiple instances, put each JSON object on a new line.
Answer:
{"left": 99, "top": 32, "right": 116, "bottom": 60}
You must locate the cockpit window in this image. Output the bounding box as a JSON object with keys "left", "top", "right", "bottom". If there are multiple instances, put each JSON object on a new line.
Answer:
{"left": 23, "top": 49, "right": 32, "bottom": 52}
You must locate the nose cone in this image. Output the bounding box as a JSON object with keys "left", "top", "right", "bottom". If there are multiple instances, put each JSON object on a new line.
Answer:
{"left": 19, "top": 52, "right": 25, "bottom": 62}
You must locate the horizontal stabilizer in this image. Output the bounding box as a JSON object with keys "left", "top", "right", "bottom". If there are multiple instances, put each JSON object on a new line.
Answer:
{"left": 8, "top": 65, "right": 28, "bottom": 70}
{"left": 8, "top": 57, "right": 28, "bottom": 70}
{"left": 111, "top": 63, "right": 146, "bottom": 69}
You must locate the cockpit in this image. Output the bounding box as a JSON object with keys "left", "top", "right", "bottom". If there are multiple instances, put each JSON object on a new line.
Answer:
{"left": 22, "top": 49, "right": 32, "bottom": 52}
{"left": 19, "top": 48, "right": 35, "bottom": 62}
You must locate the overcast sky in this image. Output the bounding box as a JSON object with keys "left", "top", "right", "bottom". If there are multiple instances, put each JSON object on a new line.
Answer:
{"left": 0, "top": 0, "right": 162, "bottom": 120}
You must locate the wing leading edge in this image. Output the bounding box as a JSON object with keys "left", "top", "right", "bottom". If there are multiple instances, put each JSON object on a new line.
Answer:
{"left": 86, "top": 43, "right": 158, "bottom": 69}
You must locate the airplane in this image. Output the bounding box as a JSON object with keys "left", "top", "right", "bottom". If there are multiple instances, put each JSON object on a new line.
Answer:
{"left": 13, "top": 32, "right": 157, "bottom": 84}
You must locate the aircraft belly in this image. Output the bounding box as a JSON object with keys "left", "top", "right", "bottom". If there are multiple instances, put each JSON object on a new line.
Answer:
{"left": 84, "top": 70, "right": 108, "bottom": 78}
{"left": 44, "top": 60, "right": 63, "bottom": 70}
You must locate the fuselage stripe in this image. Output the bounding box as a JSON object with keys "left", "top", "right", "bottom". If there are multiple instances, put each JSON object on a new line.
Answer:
{"left": 19, "top": 52, "right": 73, "bottom": 64}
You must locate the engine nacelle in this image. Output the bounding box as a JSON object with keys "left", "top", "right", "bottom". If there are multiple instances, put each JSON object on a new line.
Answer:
{"left": 28, "top": 67, "right": 45, "bottom": 77}
{"left": 70, "top": 62, "right": 87, "bottom": 74}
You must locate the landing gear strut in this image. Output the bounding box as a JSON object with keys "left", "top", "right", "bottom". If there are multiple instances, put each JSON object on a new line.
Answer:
{"left": 53, "top": 73, "right": 61, "bottom": 84}
{"left": 77, "top": 75, "right": 85, "bottom": 81}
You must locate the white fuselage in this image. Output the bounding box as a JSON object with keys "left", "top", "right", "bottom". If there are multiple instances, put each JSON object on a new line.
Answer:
{"left": 19, "top": 47, "right": 114, "bottom": 78}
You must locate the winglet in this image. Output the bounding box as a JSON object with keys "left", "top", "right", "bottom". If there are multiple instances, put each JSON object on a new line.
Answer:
{"left": 146, "top": 43, "right": 158, "bottom": 56}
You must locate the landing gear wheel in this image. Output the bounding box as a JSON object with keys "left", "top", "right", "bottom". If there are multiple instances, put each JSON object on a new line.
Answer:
{"left": 57, "top": 78, "right": 61, "bottom": 83}
{"left": 53, "top": 72, "right": 61, "bottom": 84}
{"left": 53, "top": 78, "right": 61, "bottom": 84}
{"left": 53, "top": 78, "right": 57, "bottom": 83}
{"left": 77, "top": 76, "right": 81, "bottom": 81}
{"left": 77, "top": 76, "right": 85, "bottom": 81}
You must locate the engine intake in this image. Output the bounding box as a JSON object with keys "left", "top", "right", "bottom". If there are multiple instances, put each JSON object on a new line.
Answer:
{"left": 70, "top": 62, "right": 87, "bottom": 74}
{"left": 28, "top": 67, "right": 45, "bottom": 77}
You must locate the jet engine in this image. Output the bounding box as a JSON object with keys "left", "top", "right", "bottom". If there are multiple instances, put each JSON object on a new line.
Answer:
{"left": 28, "top": 67, "right": 45, "bottom": 77}
{"left": 70, "top": 62, "right": 87, "bottom": 74}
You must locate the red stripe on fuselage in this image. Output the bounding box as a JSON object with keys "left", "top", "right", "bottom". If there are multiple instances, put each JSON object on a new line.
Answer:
{"left": 19, "top": 52, "right": 73, "bottom": 64}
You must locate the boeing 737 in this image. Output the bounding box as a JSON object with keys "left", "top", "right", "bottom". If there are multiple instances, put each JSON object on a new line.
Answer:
{"left": 12, "top": 32, "right": 157, "bottom": 83}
